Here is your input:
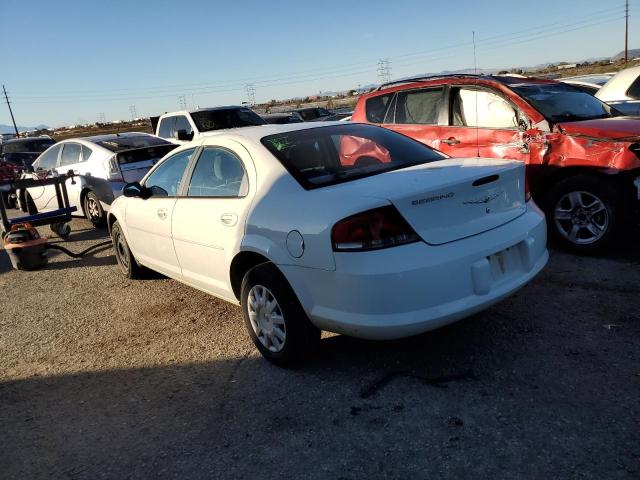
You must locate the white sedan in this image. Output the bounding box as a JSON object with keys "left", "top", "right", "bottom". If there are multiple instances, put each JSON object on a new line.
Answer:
{"left": 108, "top": 122, "right": 548, "bottom": 365}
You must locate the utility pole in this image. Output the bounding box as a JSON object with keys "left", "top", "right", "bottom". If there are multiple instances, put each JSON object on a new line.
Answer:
{"left": 377, "top": 59, "right": 392, "bottom": 84}
{"left": 2, "top": 85, "right": 19, "bottom": 137}
{"left": 625, "top": 0, "right": 629, "bottom": 64}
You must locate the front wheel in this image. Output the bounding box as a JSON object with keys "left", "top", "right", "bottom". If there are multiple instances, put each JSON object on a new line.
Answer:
{"left": 545, "top": 175, "right": 623, "bottom": 255}
{"left": 111, "top": 221, "right": 146, "bottom": 279}
{"left": 241, "top": 263, "right": 320, "bottom": 366}
{"left": 84, "top": 191, "right": 106, "bottom": 228}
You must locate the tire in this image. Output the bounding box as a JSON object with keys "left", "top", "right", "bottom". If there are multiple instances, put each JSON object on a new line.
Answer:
{"left": 544, "top": 174, "right": 623, "bottom": 255}
{"left": 241, "top": 263, "right": 320, "bottom": 366}
{"left": 84, "top": 191, "right": 106, "bottom": 228}
{"left": 111, "top": 221, "right": 146, "bottom": 279}
{"left": 24, "top": 192, "right": 37, "bottom": 215}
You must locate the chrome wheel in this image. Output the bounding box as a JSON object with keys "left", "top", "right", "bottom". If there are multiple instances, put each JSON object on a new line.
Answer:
{"left": 247, "top": 285, "right": 286, "bottom": 353}
{"left": 554, "top": 191, "right": 608, "bottom": 245}
{"left": 86, "top": 196, "right": 100, "bottom": 220}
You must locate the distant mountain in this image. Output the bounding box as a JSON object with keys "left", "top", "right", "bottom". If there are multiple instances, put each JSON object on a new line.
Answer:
{"left": 611, "top": 49, "right": 640, "bottom": 60}
{"left": 0, "top": 124, "right": 49, "bottom": 134}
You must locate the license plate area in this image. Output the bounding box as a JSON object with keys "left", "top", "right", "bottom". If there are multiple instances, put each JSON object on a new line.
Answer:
{"left": 487, "top": 245, "right": 523, "bottom": 281}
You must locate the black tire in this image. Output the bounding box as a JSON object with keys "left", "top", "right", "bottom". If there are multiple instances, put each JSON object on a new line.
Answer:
{"left": 111, "top": 221, "right": 146, "bottom": 279}
{"left": 544, "top": 174, "right": 623, "bottom": 255}
{"left": 83, "top": 191, "right": 106, "bottom": 228}
{"left": 24, "top": 191, "right": 37, "bottom": 215}
{"left": 240, "top": 263, "right": 320, "bottom": 366}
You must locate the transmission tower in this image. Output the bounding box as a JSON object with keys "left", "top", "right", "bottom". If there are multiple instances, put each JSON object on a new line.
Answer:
{"left": 377, "top": 58, "right": 392, "bottom": 84}
{"left": 97, "top": 112, "right": 106, "bottom": 123}
{"left": 178, "top": 95, "right": 187, "bottom": 110}
{"left": 245, "top": 84, "right": 256, "bottom": 105}
{"left": 129, "top": 105, "right": 137, "bottom": 120}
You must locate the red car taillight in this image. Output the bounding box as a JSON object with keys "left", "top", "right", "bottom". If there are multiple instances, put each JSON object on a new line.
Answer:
{"left": 331, "top": 206, "right": 420, "bottom": 252}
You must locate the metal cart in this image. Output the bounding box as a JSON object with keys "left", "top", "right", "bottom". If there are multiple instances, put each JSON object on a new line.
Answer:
{"left": 0, "top": 172, "right": 77, "bottom": 240}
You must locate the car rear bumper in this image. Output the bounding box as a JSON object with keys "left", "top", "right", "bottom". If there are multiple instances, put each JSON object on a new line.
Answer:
{"left": 280, "top": 202, "right": 548, "bottom": 340}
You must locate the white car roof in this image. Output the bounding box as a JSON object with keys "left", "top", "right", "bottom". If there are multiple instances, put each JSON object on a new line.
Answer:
{"left": 199, "top": 121, "right": 350, "bottom": 145}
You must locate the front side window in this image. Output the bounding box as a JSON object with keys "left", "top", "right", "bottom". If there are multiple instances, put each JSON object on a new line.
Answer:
{"left": 262, "top": 124, "right": 446, "bottom": 189}
{"left": 144, "top": 148, "right": 195, "bottom": 197}
{"left": 35, "top": 144, "right": 62, "bottom": 170}
{"left": 365, "top": 93, "right": 393, "bottom": 123}
{"left": 157, "top": 117, "right": 176, "bottom": 139}
{"left": 512, "top": 83, "right": 616, "bottom": 123}
{"left": 60, "top": 143, "right": 82, "bottom": 166}
{"left": 394, "top": 88, "right": 444, "bottom": 125}
{"left": 452, "top": 88, "right": 518, "bottom": 128}
{"left": 187, "top": 148, "right": 248, "bottom": 197}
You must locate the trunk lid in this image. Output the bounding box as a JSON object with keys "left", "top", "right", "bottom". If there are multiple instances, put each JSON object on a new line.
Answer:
{"left": 332, "top": 158, "right": 527, "bottom": 245}
{"left": 115, "top": 144, "right": 177, "bottom": 183}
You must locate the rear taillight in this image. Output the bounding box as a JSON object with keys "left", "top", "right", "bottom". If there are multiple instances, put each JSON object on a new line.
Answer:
{"left": 105, "top": 156, "right": 123, "bottom": 181}
{"left": 331, "top": 206, "right": 420, "bottom": 252}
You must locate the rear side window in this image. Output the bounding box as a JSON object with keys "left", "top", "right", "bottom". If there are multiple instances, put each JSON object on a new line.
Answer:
{"left": 35, "top": 145, "right": 61, "bottom": 170}
{"left": 158, "top": 117, "right": 176, "bottom": 138}
{"left": 395, "top": 88, "right": 443, "bottom": 124}
{"left": 187, "top": 147, "right": 248, "bottom": 197}
{"left": 365, "top": 93, "right": 393, "bottom": 123}
{"left": 627, "top": 76, "right": 640, "bottom": 100}
{"left": 452, "top": 88, "right": 517, "bottom": 128}
{"left": 81, "top": 145, "right": 93, "bottom": 162}
{"left": 60, "top": 143, "right": 82, "bottom": 166}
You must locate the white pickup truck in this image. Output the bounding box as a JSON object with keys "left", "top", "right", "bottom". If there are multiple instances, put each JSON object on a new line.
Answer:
{"left": 151, "top": 106, "right": 266, "bottom": 144}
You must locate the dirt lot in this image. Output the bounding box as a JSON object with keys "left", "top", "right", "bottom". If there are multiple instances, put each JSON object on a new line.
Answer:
{"left": 1, "top": 215, "right": 638, "bottom": 479}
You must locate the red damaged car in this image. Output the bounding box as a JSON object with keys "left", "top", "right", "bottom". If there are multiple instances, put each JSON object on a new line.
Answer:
{"left": 352, "top": 75, "right": 640, "bottom": 254}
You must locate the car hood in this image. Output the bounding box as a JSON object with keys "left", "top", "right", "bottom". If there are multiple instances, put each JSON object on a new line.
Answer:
{"left": 557, "top": 117, "right": 640, "bottom": 141}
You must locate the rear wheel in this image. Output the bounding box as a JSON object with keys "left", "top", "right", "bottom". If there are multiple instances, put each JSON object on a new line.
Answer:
{"left": 241, "top": 263, "right": 320, "bottom": 366}
{"left": 84, "top": 191, "right": 106, "bottom": 228}
{"left": 111, "top": 221, "right": 146, "bottom": 279}
{"left": 545, "top": 175, "right": 622, "bottom": 255}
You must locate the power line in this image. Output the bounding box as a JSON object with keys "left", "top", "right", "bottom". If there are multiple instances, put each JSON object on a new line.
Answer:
{"left": 2, "top": 85, "right": 19, "bottom": 136}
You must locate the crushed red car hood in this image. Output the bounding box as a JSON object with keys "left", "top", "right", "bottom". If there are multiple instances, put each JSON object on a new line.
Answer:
{"left": 557, "top": 117, "right": 640, "bottom": 141}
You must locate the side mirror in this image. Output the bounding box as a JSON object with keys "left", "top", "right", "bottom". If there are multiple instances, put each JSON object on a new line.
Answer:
{"left": 176, "top": 129, "right": 193, "bottom": 141}
{"left": 122, "top": 182, "right": 148, "bottom": 199}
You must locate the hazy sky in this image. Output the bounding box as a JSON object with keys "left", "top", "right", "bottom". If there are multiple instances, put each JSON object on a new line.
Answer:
{"left": 1, "top": 0, "right": 638, "bottom": 127}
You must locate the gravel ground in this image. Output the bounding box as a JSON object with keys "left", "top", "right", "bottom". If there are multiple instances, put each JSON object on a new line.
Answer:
{"left": 1, "top": 215, "right": 639, "bottom": 479}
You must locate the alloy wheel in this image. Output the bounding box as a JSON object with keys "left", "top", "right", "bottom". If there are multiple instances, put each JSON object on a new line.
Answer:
{"left": 86, "top": 196, "right": 100, "bottom": 220}
{"left": 554, "top": 191, "right": 608, "bottom": 245}
{"left": 247, "top": 285, "right": 287, "bottom": 353}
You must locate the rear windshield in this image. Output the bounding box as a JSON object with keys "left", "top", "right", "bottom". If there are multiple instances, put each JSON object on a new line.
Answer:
{"left": 261, "top": 124, "right": 446, "bottom": 189}
{"left": 512, "top": 83, "right": 618, "bottom": 123}
{"left": 191, "top": 108, "right": 266, "bottom": 132}
{"left": 95, "top": 135, "right": 171, "bottom": 152}
{"left": 116, "top": 144, "right": 177, "bottom": 164}
{"left": 1, "top": 138, "right": 55, "bottom": 154}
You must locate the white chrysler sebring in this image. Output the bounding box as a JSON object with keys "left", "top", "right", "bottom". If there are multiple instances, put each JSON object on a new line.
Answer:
{"left": 108, "top": 122, "right": 548, "bottom": 365}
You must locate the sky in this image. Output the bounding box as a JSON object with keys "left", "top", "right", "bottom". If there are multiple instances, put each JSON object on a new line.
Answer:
{"left": 1, "top": 0, "right": 638, "bottom": 128}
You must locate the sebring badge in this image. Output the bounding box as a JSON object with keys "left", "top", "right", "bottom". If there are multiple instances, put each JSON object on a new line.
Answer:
{"left": 463, "top": 191, "right": 503, "bottom": 205}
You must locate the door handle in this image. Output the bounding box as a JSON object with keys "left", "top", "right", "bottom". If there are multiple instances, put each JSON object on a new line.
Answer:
{"left": 157, "top": 208, "right": 168, "bottom": 220}
{"left": 220, "top": 213, "right": 237, "bottom": 226}
{"left": 441, "top": 137, "right": 461, "bottom": 145}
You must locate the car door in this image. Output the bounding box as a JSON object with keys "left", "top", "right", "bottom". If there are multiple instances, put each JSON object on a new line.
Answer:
{"left": 125, "top": 147, "right": 196, "bottom": 277}
{"left": 436, "top": 86, "right": 530, "bottom": 162}
{"left": 56, "top": 142, "right": 84, "bottom": 211}
{"left": 382, "top": 86, "right": 448, "bottom": 151}
{"left": 171, "top": 141, "right": 255, "bottom": 299}
{"left": 26, "top": 143, "right": 63, "bottom": 212}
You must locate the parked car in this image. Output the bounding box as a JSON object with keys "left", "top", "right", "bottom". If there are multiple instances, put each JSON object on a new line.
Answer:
{"left": 595, "top": 66, "right": 640, "bottom": 116}
{"left": 309, "top": 112, "right": 352, "bottom": 122}
{"left": 261, "top": 112, "right": 304, "bottom": 124}
{"left": 151, "top": 106, "right": 266, "bottom": 144}
{"left": 352, "top": 74, "right": 640, "bottom": 254}
{"left": 289, "top": 107, "right": 334, "bottom": 121}
{"left": 0, "top": 137, "right": 56, "bottom": 169}
{"left": 18, "top": 133, "right": 176, "bottom": 227}
{"left": 561, "top": 74, "right": 615, "bottom": 95}
{"left": 108, "top": 122, "right": 548, "bottom": 365}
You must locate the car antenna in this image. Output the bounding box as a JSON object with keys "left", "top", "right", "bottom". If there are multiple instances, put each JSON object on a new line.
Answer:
{"left": 472, "top": 31, "right": 480, "bottom": 158}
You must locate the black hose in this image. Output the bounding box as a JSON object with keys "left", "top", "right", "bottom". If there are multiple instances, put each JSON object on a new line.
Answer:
{"left": 46, "top": 240, "right": 112, "bottom": 258}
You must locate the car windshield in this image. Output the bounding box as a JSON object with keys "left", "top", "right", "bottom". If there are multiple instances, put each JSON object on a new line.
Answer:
{"left": 512, "top": 83, "right": 618, "bottom": 123}
{"left": 191, "top": 108, "right": 266, "bottom": 132}
{"left": 1, "top": 139, "right": 55, "bottom": 153}
{"left": 261, "top": 124, "right": 446, "bottom": 189}
{"left": 94, "top": 135, "right": 171, "bottom": 152}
